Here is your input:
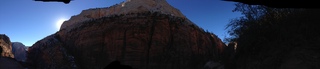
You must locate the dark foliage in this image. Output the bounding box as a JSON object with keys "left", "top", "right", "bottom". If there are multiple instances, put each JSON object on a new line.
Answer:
{"left": 226, "top": 3, "right": 320, "bottom": 69}
{"left": 223, "top": 0, "right": 319, "bottom": 8}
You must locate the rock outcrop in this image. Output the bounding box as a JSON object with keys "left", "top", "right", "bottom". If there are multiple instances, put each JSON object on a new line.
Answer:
{"left": 11, "top": 42, "right": 27, "bottom": 62}
{"left": 28, "top": 11, "right": 224, "bottom": 69}
{"left": 0, "top": 35, "right": 24, "bottom": 69}
{"left": 61, "top": 0, "right": 185, "bottom": 30}
{"left": 0, "top": 34, "right": 14, "bottom": 58}
{"left": 27, "top": 34, "right": 77, "bottom": 69}
{"left": 27, "top": 0, "right": 226, "bottom": 69}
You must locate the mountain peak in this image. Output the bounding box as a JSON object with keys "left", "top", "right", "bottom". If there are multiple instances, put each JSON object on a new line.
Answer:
{"left": 60, "top": 0, "right": 185, "bottom": 30}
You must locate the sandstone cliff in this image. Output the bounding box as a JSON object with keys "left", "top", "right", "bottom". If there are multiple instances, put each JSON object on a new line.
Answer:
{"left": 0, "top": 34, "right": 14, "bottom": 58}
{"left": 61, "top": 0, "right": 185, "bottom": 30}
{"left": 27, "top": 0, "right": 226, "bottom": 69}
{"left": 28, "top": 11, "right": 225, "bottom": 69}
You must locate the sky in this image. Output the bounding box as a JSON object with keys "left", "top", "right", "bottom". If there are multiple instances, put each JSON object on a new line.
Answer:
{"left": 0, "top": 0, "right": 242, "bottom": 46}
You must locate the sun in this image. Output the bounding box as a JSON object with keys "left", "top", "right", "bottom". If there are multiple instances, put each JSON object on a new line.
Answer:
{"left": 56, "top": 18, "right": 67, "bottom": 30}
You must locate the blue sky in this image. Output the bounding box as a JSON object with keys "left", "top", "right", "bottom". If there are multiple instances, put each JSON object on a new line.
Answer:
{"left": 0, "top": 0, "right": 241, "bottom": 46}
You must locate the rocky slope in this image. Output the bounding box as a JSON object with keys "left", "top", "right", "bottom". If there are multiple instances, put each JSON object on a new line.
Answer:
{"left": 11, "top": 42, "right": 27, "bottom": 62}
{"left": 0, "top": 35, "right": 24, "bottom": 69}
{"left": 27, "top": 34, "right": 77, "bottom": 69}
{"left": 0, "top": 34, "right": 14, "bottom": 58}
{"left": 27, "top": 0, "right": 226, "bottom": 69}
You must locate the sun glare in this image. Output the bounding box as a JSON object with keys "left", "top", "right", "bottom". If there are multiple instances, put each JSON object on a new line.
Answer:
{"left": 56, "top": 18, "right": 67, "bottom": 30}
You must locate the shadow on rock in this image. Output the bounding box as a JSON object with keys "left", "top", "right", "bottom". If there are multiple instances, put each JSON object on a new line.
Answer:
{"left": 104, "top": 60, "right": 133, "bottom": 69}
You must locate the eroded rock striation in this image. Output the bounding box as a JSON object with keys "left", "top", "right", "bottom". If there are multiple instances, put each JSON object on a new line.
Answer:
{"left": 61, "top": 0, "right": 185, "bottom": 30}
{"left": 27, "top": 0, "right": 226, "bottom": 69}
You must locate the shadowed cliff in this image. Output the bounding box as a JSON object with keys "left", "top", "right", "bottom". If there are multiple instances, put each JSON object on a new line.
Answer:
{"left": 26, "top": 0, "right": 226, "bottom": 69}
{"left": 27, "top": 11, "right": 225, "bottom": 69}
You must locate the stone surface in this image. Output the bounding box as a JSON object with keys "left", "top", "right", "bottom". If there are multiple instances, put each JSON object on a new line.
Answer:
{"left": 27, "top": 12, "right": 226, "bottom": 69}
{"left": 26, "top": 34, "right": 77, "bottom": 69}
{"left": 11, "top": 42, "right": 27, "bottom": 62}
{"left": 0, "top": 35, "right": 24, "bottom": 69}
{"left": 0, "top": 34, "right": 14, "bottom": 58}
{"left": 26, "top": 0, "right": 226, "bottom": 69}
{"left": 61, "top": 0, "right": 185, "bottom": 30}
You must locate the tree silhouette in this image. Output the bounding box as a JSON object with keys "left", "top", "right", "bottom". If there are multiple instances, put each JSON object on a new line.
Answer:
{"left": 225, "top": 3, "right": 320, "bottom": 69}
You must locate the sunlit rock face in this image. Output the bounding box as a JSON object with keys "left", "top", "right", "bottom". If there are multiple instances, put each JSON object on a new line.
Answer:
{"left": 27, "top": 0, "right": 226, "bottom": 69}
{"left": 0, "top": 34, "right": 14, "bottom": 58}
{"left": 60, "top": 0, "right": 185, "bottom": 30}
{"left": 11, "top": 42, "right": 27, "bottom": 62}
